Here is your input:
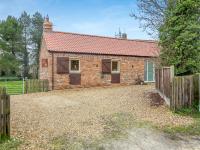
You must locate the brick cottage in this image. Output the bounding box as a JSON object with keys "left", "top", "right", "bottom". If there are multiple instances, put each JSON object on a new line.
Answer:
{"left": 39, "top": 17, "right": 159, "bottom": 90}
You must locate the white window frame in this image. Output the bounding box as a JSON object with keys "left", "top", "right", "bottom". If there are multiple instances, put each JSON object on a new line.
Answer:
{"left": 144, "top": 60, "right": 155, "bottom": 83}
{"left": 69, "top": 58, "right": 80, "bottom": 73}
{"left": 111, "top": 60, "right": 120, "bottom": 74}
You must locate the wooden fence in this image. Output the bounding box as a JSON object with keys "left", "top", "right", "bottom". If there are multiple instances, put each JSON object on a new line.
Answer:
{"left": 155, "top": 66, "right": 174, "bottom": 105}
{"left": 25, "top": 79, "right": 49, "bottom": 94}
{"left": 0, "top": 87, "right": 10, "bottom": 138}
{"left": 171, "top": 75, "right": 198, "bottom": 110}
{"left": 155, "top": 66, "right": 200, "bottom": 110}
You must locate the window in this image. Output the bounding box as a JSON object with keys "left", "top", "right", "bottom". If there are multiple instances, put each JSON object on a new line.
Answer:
{"left": 70, "top": 59, "right": 80, "bottom": 73}
{"left": 111, "top": 60, "right": 120, "bottom": 73}
{"left": 144, "top": 60, "right": 155, "bottom": 82}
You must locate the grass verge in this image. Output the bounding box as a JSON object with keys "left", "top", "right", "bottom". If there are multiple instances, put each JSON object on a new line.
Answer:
{"left": 50, "top": 112, "right": 150, "bottom": 150}
{"left": 0, "top": 137, "right": 21, "bottom": 150}
{"left": 163, "top": 108, "right": 200, "bottom": 135}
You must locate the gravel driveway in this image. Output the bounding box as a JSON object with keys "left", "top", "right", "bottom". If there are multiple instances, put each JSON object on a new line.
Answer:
{"left": 11, "top": 85, "right": 194, "bottom": 149}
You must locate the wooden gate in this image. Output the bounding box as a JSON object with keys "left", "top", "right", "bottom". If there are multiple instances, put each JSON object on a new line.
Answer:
{"left": 0, "top": 87, "right": 10, "bottom": 138}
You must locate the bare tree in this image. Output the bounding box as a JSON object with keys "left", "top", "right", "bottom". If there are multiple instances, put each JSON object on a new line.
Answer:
{"left": 131, "top": 0, "right": 175, "bottom": 37}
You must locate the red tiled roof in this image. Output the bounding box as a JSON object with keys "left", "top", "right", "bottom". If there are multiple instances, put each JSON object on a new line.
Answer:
{"left": 43, "top": 31, "right": 159, "bottom": 57}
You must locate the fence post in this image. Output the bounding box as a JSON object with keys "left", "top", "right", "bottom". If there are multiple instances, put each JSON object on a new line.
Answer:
{"left": 161, "top": 68, "right": 164, "bottom": 94}
{"left": 170, "top": 66, "right": 175, "bottom": 82}
{"left": 5, "top": 79, "right": 7, "bottom": 94}
{"left": 0, "top": 87, "right": 10, "bottom": 138}
{"left": 42, "top": 80, "right": 44, "bottom": 92}
{"left": 22, "top": 78, "right": 25, "bottom": 94}
{"left": 190, "top": 76, "right": 193, "bottom": 107}
{"left": 199, "top": 74, "right": 200, "bottom": 112}
{"left": 0, "top": 93, "right": 2, "bottom": 137}
{"left": 171, "top": 78, "right": 173, "bottom": 110}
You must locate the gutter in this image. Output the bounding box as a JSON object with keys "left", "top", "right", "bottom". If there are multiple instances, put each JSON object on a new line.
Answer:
{"left": 51, "top": 52, "right": 54, "bottom": 90}
{"left": 48, "top": 50, "right": 159, "bottom": 58}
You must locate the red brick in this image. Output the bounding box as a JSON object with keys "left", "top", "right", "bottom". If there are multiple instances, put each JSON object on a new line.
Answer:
{"left": 40, "top": 41, "right": 154, "bottom": 90}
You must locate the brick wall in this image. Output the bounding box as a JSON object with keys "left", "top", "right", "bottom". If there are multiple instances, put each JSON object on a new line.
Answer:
{"left": 40, "top": 44, "right": 154, "bottom": 90}
{"left": 39, "top": 38, "right": 53, "bottom": 89}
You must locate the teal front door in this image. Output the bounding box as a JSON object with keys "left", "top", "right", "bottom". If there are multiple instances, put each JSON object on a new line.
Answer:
{"left": 144, "top": 61, "right": 155, "bottom": 82}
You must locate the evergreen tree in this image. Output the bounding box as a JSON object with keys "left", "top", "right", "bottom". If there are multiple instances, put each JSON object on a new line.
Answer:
{"left": 19, "top": 11, "right": 31, "bottom": 78}
{"left": 31, "top": 12, "right": 44, "bottom": 78}
{"left": 159, "top": 0, "right": 200, "bottom": 75}
{"left": 0, "top": 16, "right": 22, "bottom": 76}
{"left": 0, "top": 12, "right": 45, "bottom": 78}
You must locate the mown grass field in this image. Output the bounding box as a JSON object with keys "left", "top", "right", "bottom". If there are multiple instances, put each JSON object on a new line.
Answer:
{"left": 0, "top": 80, "right": 23, "bottom": 95}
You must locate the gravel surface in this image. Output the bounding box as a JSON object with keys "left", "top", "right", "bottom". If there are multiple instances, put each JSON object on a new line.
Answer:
{"left": 11, "top": 85, "right": 193, "bottom": 149}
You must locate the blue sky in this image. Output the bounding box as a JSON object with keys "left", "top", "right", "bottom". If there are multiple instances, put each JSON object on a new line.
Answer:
{"left": 0, "top": 0, "right": 152, "bottom": 40}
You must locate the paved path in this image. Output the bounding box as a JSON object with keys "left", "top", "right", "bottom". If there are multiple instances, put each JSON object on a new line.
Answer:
{"left": 104, "top": 128, "right": 200, "bottom": 150}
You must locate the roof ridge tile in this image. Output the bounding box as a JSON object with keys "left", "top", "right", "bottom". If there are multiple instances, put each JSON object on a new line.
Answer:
{"left": 46, "top": 31, "right": 157, "bottom": 43}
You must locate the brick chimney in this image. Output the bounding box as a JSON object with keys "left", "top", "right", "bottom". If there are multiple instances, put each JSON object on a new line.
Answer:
{"left": 43, "top": 15, "right": 53, "bottom": 32}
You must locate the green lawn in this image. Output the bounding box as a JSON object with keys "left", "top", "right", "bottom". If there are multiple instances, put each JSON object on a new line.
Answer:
{"left": 0, "top": 80, "right": 23, "bottom": 95}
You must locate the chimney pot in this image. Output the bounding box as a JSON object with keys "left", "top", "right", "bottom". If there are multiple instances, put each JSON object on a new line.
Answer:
{"left": 46, "top": 15, "right": 49, "bottom": 21}
{"left": 122, "top": 33, "right": 127, "bottom": 40}
{"left": 43, "top": 15, "right": 53, "bottom": 32}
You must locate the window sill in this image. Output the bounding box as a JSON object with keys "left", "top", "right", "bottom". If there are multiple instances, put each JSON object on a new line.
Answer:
{"left": 111, "top": 71, "right": 120, "bottom": 74}
{"left": 70, "top": 71, "right": 80, "bottom": 74}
